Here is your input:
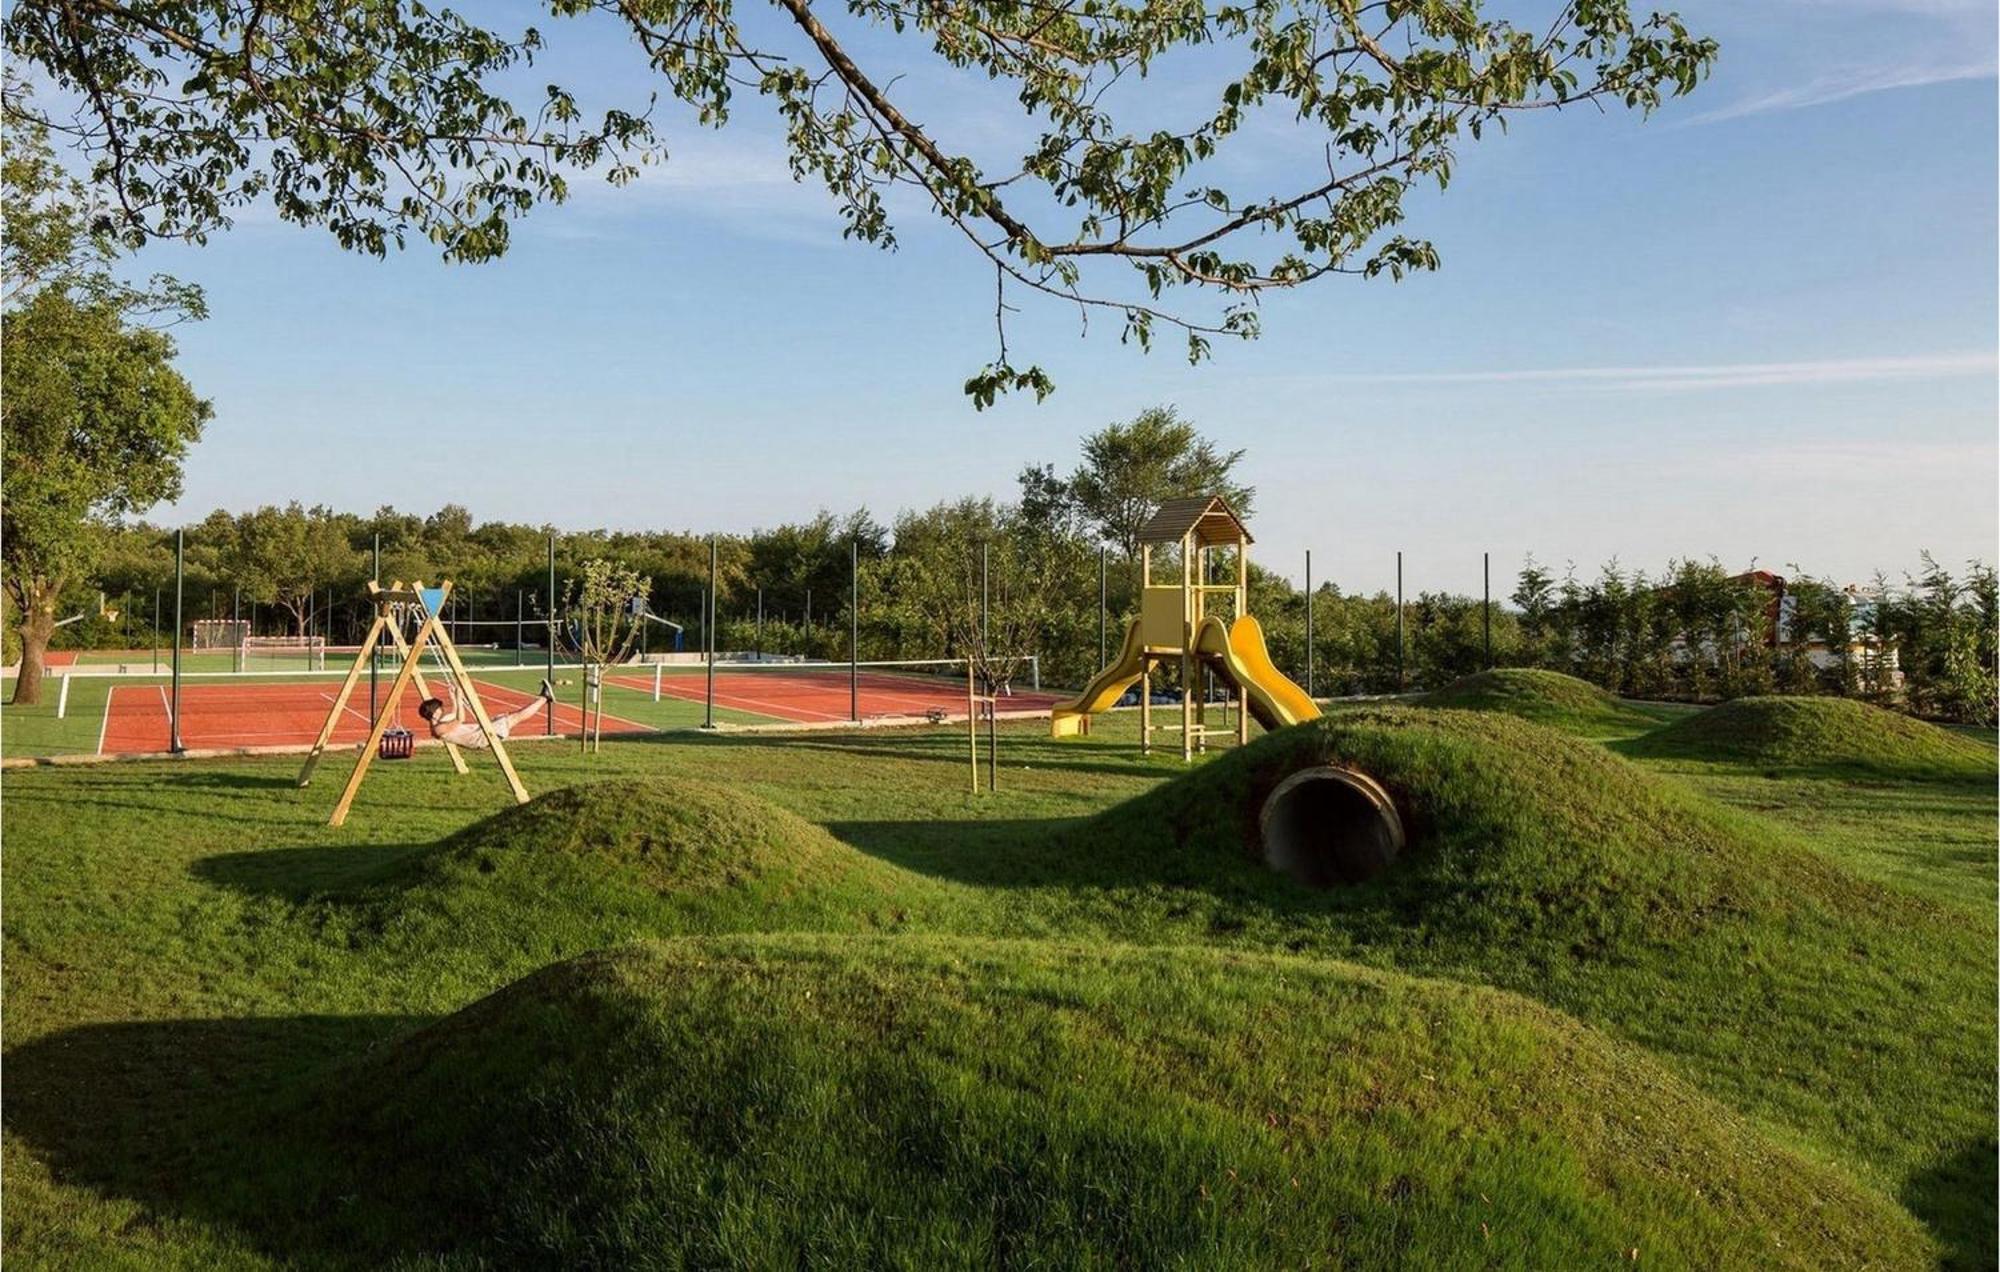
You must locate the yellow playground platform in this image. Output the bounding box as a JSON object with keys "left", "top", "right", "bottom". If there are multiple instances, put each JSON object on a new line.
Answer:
{"left": 1052, "top": 496, "right": 1319, "bottom": 757}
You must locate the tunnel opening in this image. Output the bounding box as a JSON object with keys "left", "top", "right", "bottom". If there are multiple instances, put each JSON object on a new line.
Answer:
{"left": 1257, "top": 766, "right": 1405, "bottom": 889}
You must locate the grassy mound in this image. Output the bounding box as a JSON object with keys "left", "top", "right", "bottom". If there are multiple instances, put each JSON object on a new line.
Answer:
{"left": 208, "top": 937, "right": 1924, "bottom": 1266}
{"left": 1063, "top": 708, "right": 1993, "bottom": 1248}
{"left": 1626, "top": 696, "right": 1995, "bottom": 780}
{"left": 356, "top": 778, "right": 918, "bottom": 968}
{"left": 1417, "top": 668, "right": 1668, "bottom": 737}
{"left": 431, "top": 776, "right": 844, "bottom": 893}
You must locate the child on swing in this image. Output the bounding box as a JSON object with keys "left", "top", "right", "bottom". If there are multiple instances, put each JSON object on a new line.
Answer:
{"left": 417, "top": 678, "right": 556, "bottom": 749}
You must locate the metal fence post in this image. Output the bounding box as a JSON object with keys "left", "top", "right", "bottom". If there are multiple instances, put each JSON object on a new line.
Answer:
{"left": 370, "top": 534, "right": 380, "bottom": 722}
{"left": 546, "top": 532, "right": 556, "bottom": 736}
{"left": 980, "top": 540, "right": 994, "bottom": 788}
{"left": 1305, "top": 548, "right": 1314, "bottom": 698}
{"left": 1483, "top": 551, "right": 1492, "bottom": 668}
{"left": 170, "top": 529, "right": 185, "bottom": 753}
{"left": 706, "top": 537, "right": 718, "bottom": 729}
{"left": 849, "top": 538, "right": 860, "bottom": 723}
{"left": 1098, "top": 545, "right": 1108, "bottom": 668}
{"left": 1395, "top": 550, "right": 1405, "bottom": 692}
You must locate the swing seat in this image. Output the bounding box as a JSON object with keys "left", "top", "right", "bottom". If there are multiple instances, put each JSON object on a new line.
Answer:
{"left": 380, "top": 727, "right": 415, "bottom": 760}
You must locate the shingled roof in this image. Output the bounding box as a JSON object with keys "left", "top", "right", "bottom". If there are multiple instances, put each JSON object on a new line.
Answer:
{"left": 1137, "top": 495, "right": 1252, "bottom": 547}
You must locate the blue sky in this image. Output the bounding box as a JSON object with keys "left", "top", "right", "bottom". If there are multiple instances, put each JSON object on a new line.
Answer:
{"left": 105, "top": 0, "right": 1996, "bottom": 596}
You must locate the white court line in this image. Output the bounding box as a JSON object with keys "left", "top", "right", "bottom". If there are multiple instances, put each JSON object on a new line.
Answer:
{"left": 641, "top": 675, "right": 846, "bottom": 723}
{"left": 626, "top": 673, "right": 851, "bottom": 723}
{"left": 475, "top": 679, "right": 650, "bottom": 735}
{"left": 97, "top": 684, "right": 116, "bottom": 755}
{"left": 319, "top": 687, "right": 374, "bottom": 727}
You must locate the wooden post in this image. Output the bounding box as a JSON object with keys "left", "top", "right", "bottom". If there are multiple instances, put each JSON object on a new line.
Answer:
{"left": 329, "top": 604, "right": 446, "bottom": 827}
{"left": 299, "top": 610, "right": 387, "bottom": 787}
{"left": 1181, "top": 529, "right": 1193, "bottom": 763}
{"left": 301, "top": 584, "right": 467, "bottom": 788}
{"left": 325, "top": 582, "right": 528, "bottom": 827}
{"left": 429, "top": 610, "right": 530, "bottom": 807}
{"left": 967, "top": 655, "right": 979, "bottom": 792}
{"left": 1239, "top": 532, "right": 1251, "bottom": 746}
{"left": 1194, "top": 539, "right": 1206, "bottom": 755}
{"left": 1140, "top": 542, "right": 1152, "bottom": 756}
{"left": 1139, "top": 660, "right": 1151, "bottom": 754}
{"left": 387, "top": 615, "right": 469, "bottom": 775}
{"left": 1237, "top": 533, "right": 1248, "bottom": 620}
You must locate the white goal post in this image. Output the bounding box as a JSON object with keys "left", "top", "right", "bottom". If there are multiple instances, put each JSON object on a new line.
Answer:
{"left": 190, "top": 619, "right": 250, "bottom": 650}
{"left": 240, "top": 634, "right": 328, "bottom": 671}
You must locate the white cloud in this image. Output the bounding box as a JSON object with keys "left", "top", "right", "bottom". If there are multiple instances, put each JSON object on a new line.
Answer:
{"left": 1681, "top": 57, "right": 1994, "bottom": 125}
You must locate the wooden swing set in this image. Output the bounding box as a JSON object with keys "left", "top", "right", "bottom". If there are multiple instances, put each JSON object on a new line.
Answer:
{"left": 298, "top": 579, "right": 530, "bottom": 827}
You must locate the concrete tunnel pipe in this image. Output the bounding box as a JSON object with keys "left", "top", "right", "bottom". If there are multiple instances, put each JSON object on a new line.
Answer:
{"left": 1257, "top": 766, "right": 1406, "bottom": 888}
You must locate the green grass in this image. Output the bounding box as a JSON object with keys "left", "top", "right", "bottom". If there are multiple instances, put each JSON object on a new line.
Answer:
{"left": 1623, "top": 695, "right": 1996, "bottom": 781}
{"left": 2, "top": 704, "right": 1992, "bottom": 1267}
{"left": 7, "top": 937, "right": 1926, "bottom": 1267}
{"left": 1064, "top": 710, "right": 1995, "bottom": 1218}
{"left": 1416, "top": 668, "right": 1691, "bottom": 740}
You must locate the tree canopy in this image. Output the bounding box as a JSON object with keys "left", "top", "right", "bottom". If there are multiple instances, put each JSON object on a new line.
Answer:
{"left": 204, "top": 503, "right": 360, "bottom": 637}
{"left": 5, "top": 1, "right": 1715, "bottom": 402}
{"left": 2, "top": 83, "right": 209, "bottom": 702}
{"left": 1025, "top": 405, "right": 1252, "bottom": 560}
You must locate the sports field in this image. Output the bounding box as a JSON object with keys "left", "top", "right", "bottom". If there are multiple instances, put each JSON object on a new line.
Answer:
{"left": 2, "top": 678, "right": 1993, "bottom": 1268}
{"left": 2, "top": 660, "right": 1068, "bottom": 759}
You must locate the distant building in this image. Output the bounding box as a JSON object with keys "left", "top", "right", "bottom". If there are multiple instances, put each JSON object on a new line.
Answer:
{"left": 1732, "top": 569, "right": 1901, "bottom": 688}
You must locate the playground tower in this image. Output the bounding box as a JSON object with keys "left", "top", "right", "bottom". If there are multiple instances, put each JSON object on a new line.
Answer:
{"left": 1051, "top": 496, "right": 1318, "bottom": 757}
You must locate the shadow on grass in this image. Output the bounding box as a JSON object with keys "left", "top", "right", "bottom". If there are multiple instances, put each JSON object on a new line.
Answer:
{"left": 192, "top": 841, "right": 433, "bottom": 901}
{"left": 610, "top": 719, "right": 1185, "bottom": 783}
{"left": 5, "top": 1013, "right": 426, "bottom": 1264}
{"left": 1902, "top": 1137, "right": 1999, "bottom": 1272}
{"left": 157, "top": 770, "right": 303, "bottom": 790}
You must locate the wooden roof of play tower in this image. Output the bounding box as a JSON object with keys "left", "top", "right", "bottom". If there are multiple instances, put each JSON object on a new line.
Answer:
{"left": 1137, "top": 496, "right": 1253, "bottom": 548}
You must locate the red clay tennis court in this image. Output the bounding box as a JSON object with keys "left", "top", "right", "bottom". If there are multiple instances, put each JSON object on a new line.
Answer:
{"left": 610, "top": 664, "right": 1068, "bottom": 725}
{"left": 98, "top": 678, "right": 642, "bottom": 755}
{"left": 88, "top": 660, "right": 1065, "bottom": 756}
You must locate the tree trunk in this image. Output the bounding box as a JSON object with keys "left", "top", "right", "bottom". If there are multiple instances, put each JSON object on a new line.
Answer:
{"left": 11, "top": 601, "right": 57, "bottom": 706}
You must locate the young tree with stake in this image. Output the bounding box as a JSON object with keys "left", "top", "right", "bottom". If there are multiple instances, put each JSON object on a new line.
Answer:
{"left": 560, "top": 558, "right": 651, "bottom": 752}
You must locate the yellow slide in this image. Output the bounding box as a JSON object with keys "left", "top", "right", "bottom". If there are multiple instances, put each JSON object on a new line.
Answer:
{"left": 1051, "top": 614, "right": 1319, "bottom": 737}
{"left": 1194, "top": 614, "right": 1321, "bottom": 731}
{"left": 1050, "top": 619, "right": 1146, "bottom": 736}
